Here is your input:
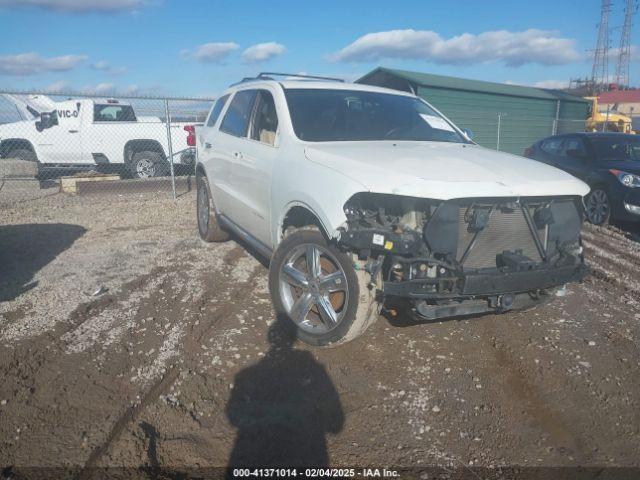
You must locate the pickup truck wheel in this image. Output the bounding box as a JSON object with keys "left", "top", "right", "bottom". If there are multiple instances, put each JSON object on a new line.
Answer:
{"left": 196, "top": 174, "right": 229, "bottom": 242}
{"left": 129, "top": 151, "right": 165, "bottom": 179}
{"left": 269, "top": 230, "right": 378, "bottom": 347}
{"left": 585, "top": 188, "right": 610, "bottom": 225}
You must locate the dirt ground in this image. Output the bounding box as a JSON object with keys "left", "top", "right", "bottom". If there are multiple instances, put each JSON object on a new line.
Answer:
{"left": 1, "top": 180, "right": 639, "bottom": 477}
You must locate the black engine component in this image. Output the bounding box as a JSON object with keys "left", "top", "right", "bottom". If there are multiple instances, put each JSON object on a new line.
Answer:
{"left": 466, "top": 207, "right": 491, "bottom": 232}
{"left": 422, "top": 202, "right": 458, "bottom": 258}
{"left": 533, "top": 206, "right": 555, "bottom": 229}
{"left": 340, "top": 228, "right": 422, "bottom": 256}
{"left": 496, "top": 250, "right": 537, "bottom": 271}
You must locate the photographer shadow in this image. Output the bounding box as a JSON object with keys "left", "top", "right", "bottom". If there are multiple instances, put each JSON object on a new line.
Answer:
{"left": 226, "top": 316, "right": 344, "bottom": 468}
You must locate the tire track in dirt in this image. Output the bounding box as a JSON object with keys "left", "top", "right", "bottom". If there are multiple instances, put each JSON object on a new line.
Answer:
{"left": 85, "top": 241, "right": 270, "bottom": 466}
{"left": 79, "top": 366, "right": 181, "bottom": 476}
{"left": 582, "top": 225, "right": 640, "bottom": 295}
{"left": 486, "top": 335, "right": 586, "bottom": 458}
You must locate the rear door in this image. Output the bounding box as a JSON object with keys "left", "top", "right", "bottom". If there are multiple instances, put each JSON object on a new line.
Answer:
{"left": 535, "top": 136, "right": 565, "bottom": 167}
{"left": 207, "top": 89, "right": 258, "bottom": 227}
{"left": 556, "top": 135, "right": 591, "bottom": 180}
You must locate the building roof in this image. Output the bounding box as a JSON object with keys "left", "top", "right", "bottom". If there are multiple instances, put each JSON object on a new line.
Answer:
{"left": 598, "top": 89, "right": 640, "bottom": 104}
{"left": 357, "top": 67, "right": 588, "bottom": 104}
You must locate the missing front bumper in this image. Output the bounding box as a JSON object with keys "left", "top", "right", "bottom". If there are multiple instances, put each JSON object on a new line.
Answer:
{"left": 383, "top": 263, "right": 587, "bottom": 299}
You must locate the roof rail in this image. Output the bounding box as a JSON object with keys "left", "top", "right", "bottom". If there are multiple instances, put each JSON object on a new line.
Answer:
{"left": 245, "top": 72, "right": 345, "bottom": 83}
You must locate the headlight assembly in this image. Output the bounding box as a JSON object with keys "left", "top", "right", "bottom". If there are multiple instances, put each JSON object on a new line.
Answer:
{"left": 610, "top": 169, "right": 640, "bottom": 188}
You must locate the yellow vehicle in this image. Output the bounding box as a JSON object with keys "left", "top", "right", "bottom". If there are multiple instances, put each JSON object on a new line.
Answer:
{"left": 585, "top": 96, "right": 634, "bottom": 133}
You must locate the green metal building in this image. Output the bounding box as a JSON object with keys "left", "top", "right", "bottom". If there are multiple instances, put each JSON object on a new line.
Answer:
{"left": 357, "top": 67, "right": 590, "bottom": 155}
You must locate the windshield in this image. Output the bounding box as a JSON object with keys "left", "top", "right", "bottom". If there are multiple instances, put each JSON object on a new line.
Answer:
{"left": 284, "top": 88, "right": 467, "bottom": 143}
{"left": 591, "top": 136, "right": 640, "bottom": 162}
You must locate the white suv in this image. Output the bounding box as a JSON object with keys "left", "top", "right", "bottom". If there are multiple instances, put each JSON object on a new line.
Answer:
{"left": 195, "top": 73, "right": 589, "bottom": 346}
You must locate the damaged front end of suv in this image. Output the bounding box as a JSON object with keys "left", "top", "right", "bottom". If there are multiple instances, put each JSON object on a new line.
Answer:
{"left": 338, "top": 192, "right": 587, "bottom": 320}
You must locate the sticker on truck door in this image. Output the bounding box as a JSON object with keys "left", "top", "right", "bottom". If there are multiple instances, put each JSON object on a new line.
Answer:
{"left": 419, "top": 114, "right": 455, "bottom": 132}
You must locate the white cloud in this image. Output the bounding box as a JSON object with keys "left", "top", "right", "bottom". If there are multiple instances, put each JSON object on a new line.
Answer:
{"left": 82, "top": 82, "right": 116, "bottom": 94}
{"left": 0, "top": 52, "right": 87, "bottom": 76}
{"left": 503, "top": 79, "right": 571, "bottom": 89}
{"left": 330, "top": 29, "right": 582, "bottom": 67}
{"left": 183, "top": 42, "right": 240, "bottom": 63}
{"left": 242, "top": 42, "right": 286, "bottom": 64}
{"left": 77, "top": 83, "right": 149, "bottom": 96}
{"left": 0, "top": 0, "right": 145, "bottom": 12}
{"left": 533, "top": 79, "right": 570, "bottom": 89}
{"left": 91, "top": 60, "right": 127, "bottom": 75}
{"left": 45, "top": 80, "right": 71, "bottom": 93}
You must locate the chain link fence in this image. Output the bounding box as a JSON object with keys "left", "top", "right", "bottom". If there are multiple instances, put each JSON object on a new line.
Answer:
{"left": 0, "top": 91, "right": 214, "bottom": 204}
{"left": 452, "top": 114, "right": 590, "bottom": 155}
{"left": 1, "top": 89, "right": 595, "bottom": 205}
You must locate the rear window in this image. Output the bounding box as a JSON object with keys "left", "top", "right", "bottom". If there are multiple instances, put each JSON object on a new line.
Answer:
{"left": 220, "top": 90, "right": 257, "bottom": 137}
{"left": 93, "top": 104, "right": 136, "bottom": 122}
{"left": 207, "top": 94, "right": 230, "bottom": 127}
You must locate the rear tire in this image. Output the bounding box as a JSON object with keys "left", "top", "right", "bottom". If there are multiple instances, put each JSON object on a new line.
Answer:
{"left": 196, "top": 174, "right": 229, "bottom": 242}
{"left": 128, "top": 151, "right": 166, "bottom": 179}
{"left": 269, "top": 230, "right": 379, "bottom": 347}
{"left": 585, "top": 188, "right": 611, "bottom": 225}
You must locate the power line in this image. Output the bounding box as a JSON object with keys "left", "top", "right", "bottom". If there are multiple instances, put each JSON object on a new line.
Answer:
{"left": 615, "top": 0, "right": 637, "bottom": 87}
{"left": 591, "top": 0, "right": 613, "bottom": 94}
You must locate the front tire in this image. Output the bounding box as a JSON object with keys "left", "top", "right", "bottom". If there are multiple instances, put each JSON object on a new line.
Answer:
{"left": 196, "top": 174, "right": 229, "bottom": 242}
{"left": 269, "top": 230, "right": 378, "bottom": 347}
{"left": 585, "top": 188, "right": 611, "bottom": 225}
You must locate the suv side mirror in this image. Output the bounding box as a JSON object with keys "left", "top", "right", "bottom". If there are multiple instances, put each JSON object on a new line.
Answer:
{"left": 35, "top": 111, "right": 58, "bottom": 132}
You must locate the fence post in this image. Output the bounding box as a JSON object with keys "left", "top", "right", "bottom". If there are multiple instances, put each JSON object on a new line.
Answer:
{"left": 164, "top": 98, "right": 177, "bottom": 200}
{"left": 553, "top": 100, "right": 560, "bottom": 135}
{"left": 496, "top": 113, "right": 502, "bottom": 151}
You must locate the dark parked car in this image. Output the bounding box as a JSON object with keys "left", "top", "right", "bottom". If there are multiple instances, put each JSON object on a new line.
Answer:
{"left": 525, "top": 132, "right": 640, "bottom": 225}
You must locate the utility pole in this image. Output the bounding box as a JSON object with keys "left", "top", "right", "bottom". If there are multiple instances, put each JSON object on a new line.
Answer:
{"left": 591, "top": 0, "right": 613, "bottom": 95}
{"left": 615, "top": 0, "right": 636, "bottom": 88}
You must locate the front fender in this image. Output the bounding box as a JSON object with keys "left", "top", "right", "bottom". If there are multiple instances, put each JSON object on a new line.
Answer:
{"left": 271, "top": 157, "right": 368, "bottom": 247}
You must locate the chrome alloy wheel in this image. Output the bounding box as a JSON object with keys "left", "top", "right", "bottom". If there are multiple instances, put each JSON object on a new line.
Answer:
{"left": 278, "top": 243, "right": 349, "bottom": 334}
{"left": 586, "top": 189, "right": 610, "bottom": 225}
{"left": 136, "top": 157, "right": 155, "bottom": 178}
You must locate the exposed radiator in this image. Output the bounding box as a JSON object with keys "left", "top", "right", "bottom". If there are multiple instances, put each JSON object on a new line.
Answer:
{"left": 456, "top": 206, "right": 545, "bottom": 270}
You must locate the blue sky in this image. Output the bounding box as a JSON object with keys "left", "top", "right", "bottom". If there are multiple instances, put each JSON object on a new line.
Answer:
{"left": 0, "top": 0, "right": 637, "bottom": 98}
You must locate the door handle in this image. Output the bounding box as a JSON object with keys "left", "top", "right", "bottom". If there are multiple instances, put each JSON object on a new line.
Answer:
{"left": 69, "top": 130, "right": 79, "bottom": 133}
{"left": 204, "top": 142, "right": 212, "bottom": 149}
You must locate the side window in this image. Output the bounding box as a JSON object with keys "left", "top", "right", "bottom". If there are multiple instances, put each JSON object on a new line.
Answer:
{"left": 220, "top": 90, "right": 257, "bottom": 137}
{"left": 540, "top": 137, "right": 563, "bottom": 155}
{"left": 561, "top": 137, "right": 588, "bottom": 158}
{"left": 250, "top": 90, "right": 279, "bottom": 146}
{"left": 206, "top": 94, "right": 230, "bottom": 127}
{"left": 93, "top": 104, "right": 136, "bottom": 122}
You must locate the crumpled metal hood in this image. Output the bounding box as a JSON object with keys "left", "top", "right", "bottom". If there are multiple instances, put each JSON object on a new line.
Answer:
{"left": 305, "top": 141, "right": 590, "bottom": 200}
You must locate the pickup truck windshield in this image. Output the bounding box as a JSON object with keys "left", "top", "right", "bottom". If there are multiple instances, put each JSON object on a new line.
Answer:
{"left": 284, "top": 88, "right": 466, "bottom": 143}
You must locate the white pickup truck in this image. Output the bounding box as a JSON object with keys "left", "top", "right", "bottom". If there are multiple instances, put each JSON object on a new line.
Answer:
{"left": 0, "top": 95, "right": 197, "bottom": 178}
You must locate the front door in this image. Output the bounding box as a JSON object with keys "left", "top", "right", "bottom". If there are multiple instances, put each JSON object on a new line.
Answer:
{"left": 35, "top": 100, "right": 85, "bottom": 164}
{"left": 231, "top": 89, "right": 279, "bottom": 244}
